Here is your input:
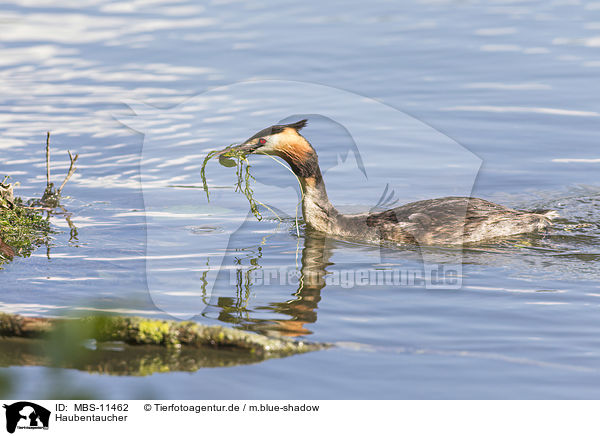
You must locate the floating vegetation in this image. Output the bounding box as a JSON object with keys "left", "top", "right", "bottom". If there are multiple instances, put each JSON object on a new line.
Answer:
{"left": 0, "top": 132, "right": 79, "bottom": 266}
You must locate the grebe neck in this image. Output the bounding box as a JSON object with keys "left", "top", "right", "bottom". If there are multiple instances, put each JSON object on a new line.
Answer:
{"left": 268, "top": 136, "right": 339, "bottom": 232}
{"left": 298, "top": 165, "right": 339, "bottom": 233}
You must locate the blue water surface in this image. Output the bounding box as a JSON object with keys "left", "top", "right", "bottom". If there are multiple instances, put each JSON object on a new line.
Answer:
{"left": 0, "top": 0, "right": 599, "bottom": 399}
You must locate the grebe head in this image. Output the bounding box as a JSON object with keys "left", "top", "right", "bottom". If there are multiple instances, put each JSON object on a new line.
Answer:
{"left": 224, "top": 119, "right": 320, "bottom": 178}
{"left": 223, "top": 119, "right": 337, "bottom": 233}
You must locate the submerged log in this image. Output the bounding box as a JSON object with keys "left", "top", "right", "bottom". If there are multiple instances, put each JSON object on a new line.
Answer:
{"left": 0, "top": 312, "right": 330, "bottom": 357}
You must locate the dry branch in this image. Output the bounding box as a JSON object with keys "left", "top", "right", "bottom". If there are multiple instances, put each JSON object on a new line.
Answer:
{"left": 57, "top": 150, "right": 79, "bottom": 196}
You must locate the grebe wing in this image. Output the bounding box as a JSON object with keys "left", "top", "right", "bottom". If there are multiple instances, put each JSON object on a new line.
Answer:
{"left": 367, "top": 197, "right": 511, "bottom": 225}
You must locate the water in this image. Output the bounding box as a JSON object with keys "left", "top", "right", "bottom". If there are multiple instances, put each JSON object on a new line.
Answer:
{"left": 1, "top": 0, "right": 600, "bottom": 399}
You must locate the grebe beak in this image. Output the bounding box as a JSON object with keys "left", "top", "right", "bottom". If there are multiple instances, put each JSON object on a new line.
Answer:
{"left": 215, "top": 139, "right": 266, "bottom": 167}
{"left": 217, "top": 135, "right": 269, "bottom": 159}
{"left": 218, "top": 142, "right": 259, "bottom": 156}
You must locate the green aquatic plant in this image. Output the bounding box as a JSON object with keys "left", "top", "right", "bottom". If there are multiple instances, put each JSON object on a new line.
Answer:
{"left": 200, "top": 150, "right": 220, "bottom": 200}
{"left": 201, "top": 146, "right": 305, "bottom": 237}
{"left": 201, "top": 146, "right": 265, "bottom": 220}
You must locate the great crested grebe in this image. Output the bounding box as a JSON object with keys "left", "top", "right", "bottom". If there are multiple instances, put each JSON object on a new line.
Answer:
{"left": 220, "top": 119, "right": 555, "bottom": 245}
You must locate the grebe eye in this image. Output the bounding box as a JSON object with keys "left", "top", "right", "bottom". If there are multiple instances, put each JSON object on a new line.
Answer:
{"left": 258, "top": 138, "right": 267, "bottom": 144}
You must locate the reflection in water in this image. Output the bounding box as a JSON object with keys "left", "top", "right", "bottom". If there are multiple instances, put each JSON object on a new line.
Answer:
{"left": 39, "top": 200, "right": 80, "bottom": 259}
{"left": 206, "top": 190, "right": 600, "bottom": 337}
{"left": 210, "top": 229, "right": 332, "bottom": 337}
{"left": 57, "top": 205, "right": 79, "bottom": 244}
{"left": 0, "top": 338, "right": 266, "bottom": 376}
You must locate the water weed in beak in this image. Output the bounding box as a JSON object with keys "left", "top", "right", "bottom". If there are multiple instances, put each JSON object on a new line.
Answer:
{"left": 201, "top": 145, "right": 262, "bottom": 220}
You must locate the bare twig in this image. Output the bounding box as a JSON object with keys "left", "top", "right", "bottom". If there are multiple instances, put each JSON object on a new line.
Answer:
{"left": 57, "top": 150, "right": 79, "bottom": 196}
{"left": 45, "top": 132, "right": 51, "bottom": 187}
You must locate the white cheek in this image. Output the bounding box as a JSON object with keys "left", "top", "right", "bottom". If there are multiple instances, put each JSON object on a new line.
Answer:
{"left": 258, "top": 136, "right": 280, "bottom": 153}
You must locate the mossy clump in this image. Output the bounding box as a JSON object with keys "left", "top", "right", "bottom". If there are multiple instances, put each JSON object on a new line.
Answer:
{"left": 130, "top": 319, "right": 174, "bottom": 346}
{"left": 0, "top": 186, "right": 51, "bottom": 266}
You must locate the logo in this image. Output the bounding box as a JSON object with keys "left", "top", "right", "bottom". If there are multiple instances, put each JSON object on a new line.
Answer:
{"left": 116, "top": 80, "right": 480, "bottom": 319}
{"left": 3, "top": 402, "right": 50, "bottom": 434}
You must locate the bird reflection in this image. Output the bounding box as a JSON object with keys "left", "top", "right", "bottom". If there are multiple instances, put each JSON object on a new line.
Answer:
{"left": 207, "top": 229, "right": 333, "bottom": 337}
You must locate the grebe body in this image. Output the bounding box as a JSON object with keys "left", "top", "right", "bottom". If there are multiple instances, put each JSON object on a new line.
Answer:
{"left": 222, "top": 120, "right": 554, "bottom": 245}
